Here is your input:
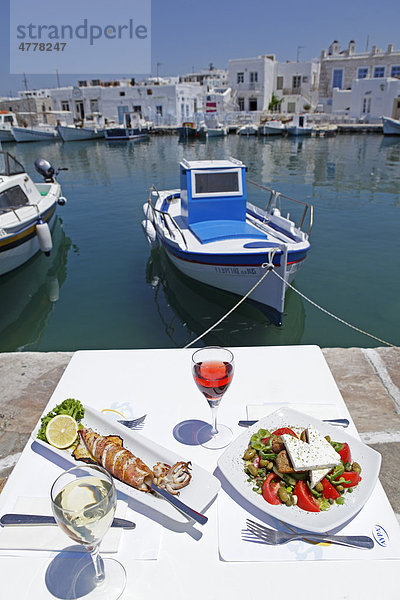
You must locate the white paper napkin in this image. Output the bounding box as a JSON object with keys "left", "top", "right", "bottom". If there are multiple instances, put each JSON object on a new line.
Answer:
{"left": 218, "top": 483, "right": 400, "bottom": 562}
{"left": 0, "top": 497, "right": 162, "bottom": 560}
{"left": 247, "top": 403, "right": 340, "bottom": 421}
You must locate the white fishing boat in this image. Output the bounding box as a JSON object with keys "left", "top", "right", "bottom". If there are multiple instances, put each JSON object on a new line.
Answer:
{"left": 200, "top": 115, "right": 227, "bottom": 137}
{"left": 142, "top": 158, "right": 313, "bottom": 324}
{"left": 56, "top": 117, "right": 105, "bottom": 142}
{"left": 258, "top": 120, "right": 286, "bottom": 136}
{"left": 0, "top": 112, "right": 18, "bottom": 143}
{"left": 382, "top": 116, "right": 400, "bottom": 135}
{"left": 237, "top": 124, "right": 258, "bottom": 136}
{"left": 104, "top": 112, "right": 149, "bottom": 141}
{"left": 12, "top": 124, "right": 60, "bottom": 143}
{"left": 0, "top": 151, "right": 67, "bottom": 275}
{"left": 286, "top": 114, "right": 314, "bottom": 136}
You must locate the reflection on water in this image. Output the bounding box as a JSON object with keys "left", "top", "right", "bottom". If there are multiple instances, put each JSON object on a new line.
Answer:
{"left": 146, "top": 248, "right": 305, "bottom": 347}
{"left": 0, "top": 218, "right": 73, "bottom": 351}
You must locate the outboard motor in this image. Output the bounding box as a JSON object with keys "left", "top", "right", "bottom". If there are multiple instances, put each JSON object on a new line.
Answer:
{"left": 34, "top": 158, "right": 55, "bottom": 182}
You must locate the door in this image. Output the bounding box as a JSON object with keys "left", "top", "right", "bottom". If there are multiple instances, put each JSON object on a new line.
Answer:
{"left": 392, "top": 97, "right": 400, "bottom": 119}
{"left": 75, "top": 101, "right": 85, "bottom": 120}
{"left": 118, "top": 105, "right": 129, "bottom": 125}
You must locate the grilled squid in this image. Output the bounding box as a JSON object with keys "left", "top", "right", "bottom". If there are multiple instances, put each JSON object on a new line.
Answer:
{"left": 153, "top": 461, "right": 192, "bottom": 495}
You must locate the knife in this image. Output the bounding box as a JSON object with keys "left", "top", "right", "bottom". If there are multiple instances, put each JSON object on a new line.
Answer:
{"left": 150, "top": 483, "right": 208, "bottom": 525}
{"left": 0, "top": 514, "right": 136, "bottom": 529}
{"left": 238, "top": 418, "right": 350, "bottom": 428}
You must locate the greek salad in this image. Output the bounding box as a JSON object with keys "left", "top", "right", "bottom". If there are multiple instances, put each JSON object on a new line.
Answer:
{"left": 242, "top": 426, "right": 362, "bottom": 512}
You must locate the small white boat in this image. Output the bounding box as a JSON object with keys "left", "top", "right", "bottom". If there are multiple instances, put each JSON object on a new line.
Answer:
{"left": 0, "top": 112, "right": 18, "bottom": 143}
{"left": 258, "top": 120, "right": 286, "bottom": 136}
{"left": 104, "top": 112, "right": 149, "bottom": 141}
{"left": 286, "top": 114, "right": 314, "bottom": 136}
{"left": 57, "top": 124, "right": 104, "bottom": 142}
{"left": 238, "top": 124, "right": 258, "bottom": 136}
{"left": 382, "top": 116, "right": 400, "bottom": 135}
{"left": 0, "top": 151, "right": 67, "bottom": 275}
{"left": 142, "top": 158, "right": 313, "bottom": 324}
{"left": 12, "top": 125, "right": 60, "bottom": 143}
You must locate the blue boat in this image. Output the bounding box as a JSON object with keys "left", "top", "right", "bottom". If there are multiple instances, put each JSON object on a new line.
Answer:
{"left": 142, "top": 158, "right": 313, "bottom": 324}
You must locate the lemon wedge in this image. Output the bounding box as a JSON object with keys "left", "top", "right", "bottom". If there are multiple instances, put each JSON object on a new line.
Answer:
{"left": 45, "top": 415, "right": 78, "bottom": 449}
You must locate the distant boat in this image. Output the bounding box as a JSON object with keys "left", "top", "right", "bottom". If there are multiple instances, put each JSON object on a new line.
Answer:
{"left": 258, "top": 120, "right": 286, "bottom": 136}
{"left": 178, "top": 122, "right": 198, "bottom": 140}
{"left": 382, "top": 116, "right": 400, "bottom": 136}
{"left": 0, "top": 111, "right": 18, "bottom": 143}
{"left": 57, "top": 123, "right": 104, "bottom": 142}
{"left": 237, "top": 124, "right": 258, "bottom": 136}
{"left": 104, "top": 112, "right": 149, "bottom": 141}
{"left": 12, "top": 125, "right": 60, "bottom": 143}
{"left": 286, "top": 114, "right": 314, "bottom": 136}
{"left": 0, "top": 151, "right": 67, "bottom": 275}
{"left": 142, "top": 158, "right": 313, "bottom": 325}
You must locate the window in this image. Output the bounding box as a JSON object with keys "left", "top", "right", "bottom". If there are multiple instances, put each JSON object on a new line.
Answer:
{"left": 0, "top": 154, "right": 25, "bottom": 176}
{"left": 133, "top": 105, "right": 142, "bottom": 113}
{"left": 4, "top": 115, "right": 14, "bottom": 124}
{"left": 249, "top": 98, "right": 257, "bottom": 111}
{"left": 237, "top": 72, "right": 244, "bottom": 84}
{"left": 0, "top": 185, "right": 29, "bottom": 209}
{"left": 332, "top": 69, "right": 343, "bottom": 89}
{"left": 292, "top": 75, "right": 301, "bottom": 89}
{"left": 156, "top": 105, "right": 163, "bottom": 116}
{"left": 238, "top": 97, "right": 245, "bottom": 111}
{"left": 374, "top": 66, "right": 385, "bottom": 78}
{"left": 119, "top": 91, "right": 125, "bottom": 97}
{"left": 362, "top": 97, "right": 371, "bottom": 113}
{"left": 61, "top": 101, "right": 70, "bottom": 111}
{"left": 391, "top": 66, "right": 400, "bottom": 78}
{"left": 250, "top": 71, "right": 258, "bottom": 83}
{"left": 147, "top": 89, "right": 152, "bottom": 95}
{"left": 90, "top": 99, "right": 99, "bottom": 112}
{"left": 192, "top": 170, "right": 241, "bottom": 196}
{"left": 287, "top": 102, "right": 296, "bottom": 113}
{"left": 276, "top": 76, "right": 283, "bottom": 90}
{"left": 358, "top": 67, "right": 368, "bottom": 79}
{"left": 302, "top": 76, "right": 308, "bottom": 83}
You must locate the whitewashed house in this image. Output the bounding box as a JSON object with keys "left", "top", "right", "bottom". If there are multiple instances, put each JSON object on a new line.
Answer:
{"left": 273, "top": 60, "right": 320, "bottom": 113}
{"left": 332, "top": 77, "right": 400, "bottom": 122}
{"left": 228, "top": 55, "right": 276, "bottom": 116}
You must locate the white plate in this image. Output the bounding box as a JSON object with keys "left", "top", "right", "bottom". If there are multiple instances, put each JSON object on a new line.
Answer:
{"left": 217, "top": 408, "right": 381, "bottom": 533}
{"left": 32, "top": 405, "right": 220, "bottom": 524}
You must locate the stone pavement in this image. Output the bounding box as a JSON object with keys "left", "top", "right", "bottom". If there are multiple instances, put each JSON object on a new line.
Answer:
{"left": 1, "top": 347, "right": 400, "bottom": 520}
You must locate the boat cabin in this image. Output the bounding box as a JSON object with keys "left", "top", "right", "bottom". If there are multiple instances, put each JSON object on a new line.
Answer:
{"left": 179, "top": 158, "right": 265, "bottom": 243}
{"left": 0, "top": 111, "right": 17, "bottom": 128}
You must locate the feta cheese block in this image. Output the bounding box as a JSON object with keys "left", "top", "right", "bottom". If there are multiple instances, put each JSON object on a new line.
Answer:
{"left": 306, "top": 426, "right": 341, "bottom": 487}
{"left": 281, "top": 427, "right": 341, "bottom": 473}
{"left": 309, "top": 467, "right": 331, "bottom": 488}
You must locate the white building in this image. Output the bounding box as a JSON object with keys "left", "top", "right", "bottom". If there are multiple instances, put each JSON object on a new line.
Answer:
{"left": 228, "top": 55, "right": 276, "bottom": 115}
{"left": 274, "top": 60, "right": 320, "bottom": 113}
{"left": 332, "top": 77, "right": 400, "bottom": 122}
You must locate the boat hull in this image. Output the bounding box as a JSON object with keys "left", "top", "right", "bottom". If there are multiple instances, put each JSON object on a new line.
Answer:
{"left": 0, "top": 129, "right": 15, "bottom": 142}
{"left": 286, "top": 126, "right": 313, "bottom": 136}
{"left": 258, "top": 124, "right": 285, "bottom": 136}
{"left": 382, "top": 116, "right": 400, "bottom": 135}
{"left": 12, "top": 127, "right": 59, "bottom": 142}
{"left": 104, "top": 128, "right": 148, "bottom": 141}
{"left": 57, "top": 125, "right": 104, "bottom": 141}
{"left": 0, "top": 204, "right": 57, "bottom": 276}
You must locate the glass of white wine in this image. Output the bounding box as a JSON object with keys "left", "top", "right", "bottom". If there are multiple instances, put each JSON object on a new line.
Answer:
{"left": 50, "top": 464, "right": 126, "bottom": 600}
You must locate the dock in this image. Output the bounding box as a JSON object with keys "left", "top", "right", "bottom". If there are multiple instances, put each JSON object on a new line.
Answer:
{"left": 1, "top": 347, "right": 400, "bottom": 521}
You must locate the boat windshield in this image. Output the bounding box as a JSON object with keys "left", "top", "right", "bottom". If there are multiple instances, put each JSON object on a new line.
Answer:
{"left": 0, "top": 152, "right": 25, "bottom": 176}
{"left": 0, "top": 185, "right": 30, "bottom": 210}
{"left": 194, "top": 171, "right": 240, "bottom": 195}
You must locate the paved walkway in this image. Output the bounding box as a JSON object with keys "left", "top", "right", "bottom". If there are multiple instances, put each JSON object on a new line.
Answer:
{"left": 1, "top": 347, "right": 400, "bottom": 519}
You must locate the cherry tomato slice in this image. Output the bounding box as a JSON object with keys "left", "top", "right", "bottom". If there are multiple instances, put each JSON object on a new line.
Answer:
{"left": 262, "top": 473, "right": 282, "bottom": 505}
{"left": 338, "top": 442, "right": 351, "bottom": 464}
{"left": 294, "top": 480, "right": 320, "bottom": 512}
{"left": 321, "top": 477, "right": 340, "bottom": 500}
{"left": 272, "top": 427, "right": 297, "bottom": 437}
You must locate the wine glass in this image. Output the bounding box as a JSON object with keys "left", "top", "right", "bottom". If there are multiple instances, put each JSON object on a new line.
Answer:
{"left": 50, "top": 464, "right": 126, "bottom": 600}
{"left": 192, "top": 346, "right": 234, "bottom": 449}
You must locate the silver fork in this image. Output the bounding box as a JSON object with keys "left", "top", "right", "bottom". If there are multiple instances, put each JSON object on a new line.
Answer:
{"left": 117, "top": 414, "right": 147, "bottom": 430}
{"left": 245, "top": 519, "right": 374, "bottom": 549}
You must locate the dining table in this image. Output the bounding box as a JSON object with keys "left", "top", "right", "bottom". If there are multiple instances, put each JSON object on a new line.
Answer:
{"left": 1, "top": 345, "right": 399, "bottom": 600}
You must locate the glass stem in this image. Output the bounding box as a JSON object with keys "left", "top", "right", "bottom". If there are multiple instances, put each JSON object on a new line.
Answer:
{"left": 210, "top": 405, "right": 219, "bottom": 435}
{"left": 87, "top": 544, "right": 105, "bottom": 584}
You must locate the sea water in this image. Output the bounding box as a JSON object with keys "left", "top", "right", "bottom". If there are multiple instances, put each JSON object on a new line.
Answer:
{"left": 0, "top": 133, "right": 399, "bottom": 350}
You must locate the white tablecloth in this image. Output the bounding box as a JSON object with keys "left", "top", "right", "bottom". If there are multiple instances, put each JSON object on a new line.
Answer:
{"left": 1, "top": 345, "right": 399, "bottom": 599}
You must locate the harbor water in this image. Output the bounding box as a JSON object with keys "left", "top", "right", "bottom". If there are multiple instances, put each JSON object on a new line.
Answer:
{"left": 0, "top": 133, "right": 399, "bottom": 351}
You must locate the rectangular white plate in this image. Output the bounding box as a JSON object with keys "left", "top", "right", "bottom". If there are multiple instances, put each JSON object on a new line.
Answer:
{"left": 218, "top": 408, "right": 381, "bottom": 533}
{"left": 31, "top": 405, "right": 220, "bottom": 524}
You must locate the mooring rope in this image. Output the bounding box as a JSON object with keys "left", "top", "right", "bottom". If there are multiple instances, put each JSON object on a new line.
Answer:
{"left": 183, "top": 257, "right": 396, "bottom": 349}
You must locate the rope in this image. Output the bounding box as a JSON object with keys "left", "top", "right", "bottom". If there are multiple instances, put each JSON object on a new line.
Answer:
{"left": 183, "top": 249, "right": 278, "bottom": 349}
{"left": 271, "top": 270, "right": 396, "bottom": 348}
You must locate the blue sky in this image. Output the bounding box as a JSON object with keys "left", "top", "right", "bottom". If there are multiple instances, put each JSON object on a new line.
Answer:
{"left": 1, "top": 0, "right": 399, "bottom": 95}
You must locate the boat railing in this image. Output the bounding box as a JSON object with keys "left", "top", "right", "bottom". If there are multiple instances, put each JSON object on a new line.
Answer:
{"left": 247, "top": 179, "right": 314, "bottom": 237}
{"left": 147, "top": 185, "right": 188, "bottom": 249}
{"left": 0, "top": 203, "right": 40, "bottom": 222}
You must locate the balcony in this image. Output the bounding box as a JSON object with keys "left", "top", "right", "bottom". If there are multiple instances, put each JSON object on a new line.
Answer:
{"left": 234, "top": 82, "right": 262, "bottom": 92}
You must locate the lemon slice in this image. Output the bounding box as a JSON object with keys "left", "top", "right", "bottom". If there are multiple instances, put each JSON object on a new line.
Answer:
{"left": 45, "top": 415, "right": 78, "bottom": 449}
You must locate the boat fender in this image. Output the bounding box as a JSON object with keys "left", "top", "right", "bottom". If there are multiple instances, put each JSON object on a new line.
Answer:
{"left": 143, "top": 202, "right": 154, "bottom": 223}
{"left": 141, "top": 219, "right": 158, "bottom": 248}
{"left": 57, "top": 196, "right": 67, "bottom": 206}
{"left": 36, "top": 218, "right": 53, "bottom": 256}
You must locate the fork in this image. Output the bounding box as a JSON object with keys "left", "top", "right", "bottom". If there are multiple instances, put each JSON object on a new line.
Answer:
{"left": 117, "top": 414, "right": 147, "bottom": 430}
{"left": 245, "top": 519, "right": 374, "bottom": 549}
